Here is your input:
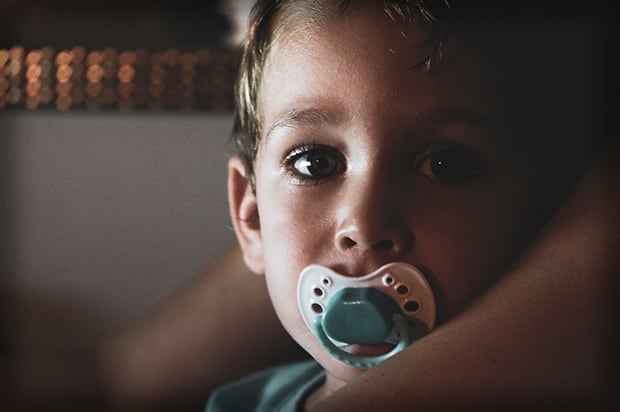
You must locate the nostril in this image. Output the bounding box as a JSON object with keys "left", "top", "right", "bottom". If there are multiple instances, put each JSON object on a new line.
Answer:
{"left": 338, "top": 236, "right": 400, "bottom": 252}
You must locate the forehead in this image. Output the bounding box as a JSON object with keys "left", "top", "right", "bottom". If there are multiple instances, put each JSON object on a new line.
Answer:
{"left": 267, "top": 3, "right": 447, "bottom": 74}
{"left": 258, "top": 5, "right": 513, "bottom": 136}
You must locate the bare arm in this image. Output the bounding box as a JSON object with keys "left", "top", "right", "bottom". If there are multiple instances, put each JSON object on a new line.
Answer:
{"left": 99, "top": 243, "right": 305, "bottom": 410}
{"left": 313, "top": 140, "right": 619, "bottom": 411}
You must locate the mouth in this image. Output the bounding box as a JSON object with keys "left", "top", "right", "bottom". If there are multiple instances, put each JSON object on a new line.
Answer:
{"left": 343, "top": 342, "right": 396, "bottom": 357}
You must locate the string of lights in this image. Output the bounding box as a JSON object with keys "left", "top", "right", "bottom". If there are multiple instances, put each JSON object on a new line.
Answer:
{"left": 0, "top": 46, "right": 241, "bottom": 112}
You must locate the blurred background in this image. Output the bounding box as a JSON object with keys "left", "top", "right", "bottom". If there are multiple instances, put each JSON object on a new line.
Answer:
{"left": 1, "top": 0, "right": 252, "bottom": 366}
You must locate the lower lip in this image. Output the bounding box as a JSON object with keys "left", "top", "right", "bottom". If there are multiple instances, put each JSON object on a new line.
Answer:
{"left": 344, "top": 342, "right": 395, "bottom": 357}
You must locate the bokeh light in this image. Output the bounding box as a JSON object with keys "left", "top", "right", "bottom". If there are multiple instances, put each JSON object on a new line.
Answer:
{"left": 0, "top": 46, "right": 241, "bottom": 111}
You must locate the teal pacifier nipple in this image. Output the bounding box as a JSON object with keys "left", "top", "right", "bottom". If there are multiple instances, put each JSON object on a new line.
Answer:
{"left": 322, "top": 288, "right": 400, "bottom": 344}
{"left": 297, "top": 263, "right": 436, "bottom": 369}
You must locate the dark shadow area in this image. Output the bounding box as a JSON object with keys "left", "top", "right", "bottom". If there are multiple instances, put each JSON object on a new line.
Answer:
{"left": 0, "top": 114, "right": 18, "bottom": 407}
{"left": 3, "top": 289, "right": 114, "bottom": 410}
{"left": 0, "top": 0, "right": 232, "bottom": 50}
{"left": 0, "top": 114, "right": 16, "bottom": 357}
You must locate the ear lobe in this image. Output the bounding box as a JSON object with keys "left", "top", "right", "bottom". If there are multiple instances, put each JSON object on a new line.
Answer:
{"left": 228, "top": 156, "right": 264, "bottom": 274}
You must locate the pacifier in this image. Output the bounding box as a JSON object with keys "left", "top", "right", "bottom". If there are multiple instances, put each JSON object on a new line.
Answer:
{"left": 297, "top": 262, "right": 436, "bottom": 369}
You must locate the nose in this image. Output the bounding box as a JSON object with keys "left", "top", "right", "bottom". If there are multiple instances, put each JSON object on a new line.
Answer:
{"left": 334, "top": 176, "right": 413, "bottom": 257}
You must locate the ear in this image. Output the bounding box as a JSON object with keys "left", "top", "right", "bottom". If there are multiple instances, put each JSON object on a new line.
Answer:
{"left": 228, "top": 156, "right": 264, "bottom": 274}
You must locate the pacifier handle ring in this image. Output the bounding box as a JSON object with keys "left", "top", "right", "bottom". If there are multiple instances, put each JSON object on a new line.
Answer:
{"left": 313, "top": 313, "right": 411, "bottom": 369}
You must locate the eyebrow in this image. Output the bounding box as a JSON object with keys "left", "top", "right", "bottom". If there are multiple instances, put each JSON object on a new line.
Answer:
{"left": 265, "top": 108, "right": 343, "bottom": 140}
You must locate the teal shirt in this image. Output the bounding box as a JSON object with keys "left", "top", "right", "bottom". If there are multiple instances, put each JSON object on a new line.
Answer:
{"left": 205, "top": 360, "right": 325, "bottom": 412}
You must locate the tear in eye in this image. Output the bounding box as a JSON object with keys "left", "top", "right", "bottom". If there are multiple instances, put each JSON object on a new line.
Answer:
{"left": 417, "top": 147, "right": 483, "bottom": 183}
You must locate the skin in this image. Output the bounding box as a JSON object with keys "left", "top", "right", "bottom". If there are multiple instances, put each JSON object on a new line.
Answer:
{"left": 229, "top": 5, "right": 565, "bottom": 407}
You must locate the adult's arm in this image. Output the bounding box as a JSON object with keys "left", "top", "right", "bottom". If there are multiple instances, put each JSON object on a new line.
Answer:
{"left": 99, "top": 243, "right": 306, "bottom": 410}
{"left": 313, "top": 140, "right": 619, "bottom": 411}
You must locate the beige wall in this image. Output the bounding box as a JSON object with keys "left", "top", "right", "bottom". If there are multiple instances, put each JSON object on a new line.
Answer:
{"left": 2, "top": 111, "right": 235, "bottom": 342}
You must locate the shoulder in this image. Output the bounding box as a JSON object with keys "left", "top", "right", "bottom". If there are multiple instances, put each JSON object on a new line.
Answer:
{"left": 205, "top": 360, "right": 325, "bottom": 412}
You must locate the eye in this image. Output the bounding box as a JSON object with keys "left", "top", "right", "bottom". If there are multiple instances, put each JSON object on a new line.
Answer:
{"left": 416, "top": 146, "right": 483, "bottom": 183}
{"left": 284, "top": 144, "right": 345, "bottom": 181}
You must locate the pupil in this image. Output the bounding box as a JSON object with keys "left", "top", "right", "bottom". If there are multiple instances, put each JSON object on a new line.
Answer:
{"left": 431, "top": 151, "right": 465, "bottom": 180}
{"left": 309, "top": 154, "right": 334, "bottom": 176}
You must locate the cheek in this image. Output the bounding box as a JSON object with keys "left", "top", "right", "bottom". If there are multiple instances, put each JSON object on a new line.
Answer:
{"left": 257, "top": 189, "right": 333, "bottom": 323}
{"left": 259, "top": 187, "right": 335, "bottom": 269}
{"left": 415, "top": 179, "right": 541, "bottom": 320}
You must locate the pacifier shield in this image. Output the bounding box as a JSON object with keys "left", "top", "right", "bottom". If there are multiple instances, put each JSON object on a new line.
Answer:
{"left": 297, "top": 262, "right": 437, "bottom": 368}
{"left": 323, "top": 288, "right": 399, "bottom": 344}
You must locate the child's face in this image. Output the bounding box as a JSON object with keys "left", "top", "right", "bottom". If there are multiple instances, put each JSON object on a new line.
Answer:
{"left": 231, "top": 6, "right": 545, "bottom": 384}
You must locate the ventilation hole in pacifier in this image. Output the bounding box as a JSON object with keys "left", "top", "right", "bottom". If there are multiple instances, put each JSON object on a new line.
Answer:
{"left": 382, "top": 274, "right": 395, "bottom": 286}
{"left": 404, "top": 301, "right": 419, "bottom": 312}
{"left": 313, "top": 287, "right": 324, "bottom": 297}
{"left": 321, "top": 277, "right": 331, "bottom": 286}
{"left": 396, "top": 284, "right": 409, "bottom": 295}
{"left": 311, "top": 303, "right": 324, "bottom": 314}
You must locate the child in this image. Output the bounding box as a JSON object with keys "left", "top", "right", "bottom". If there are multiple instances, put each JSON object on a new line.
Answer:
{"left": 206, "top": 0, "right": 609, "bottom": 410}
